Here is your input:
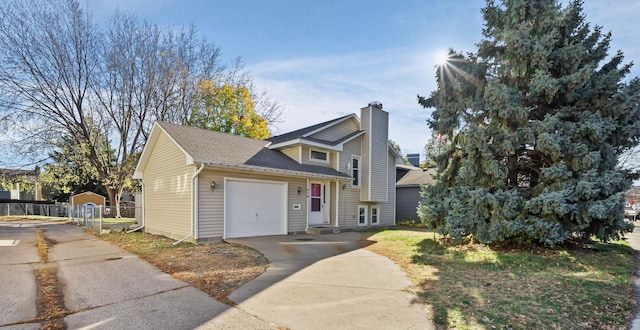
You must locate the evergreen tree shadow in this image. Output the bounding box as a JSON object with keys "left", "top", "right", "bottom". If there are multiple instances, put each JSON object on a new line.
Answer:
{"left": 406, "top": 229, "right": 636, "bottom": 328}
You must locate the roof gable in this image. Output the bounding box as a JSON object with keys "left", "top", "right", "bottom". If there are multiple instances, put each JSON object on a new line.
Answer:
{"left": 267, "top": 114, "right": 359, "bottom": 149}
{"left": 134, "top": 121, "right": 351, "bottom": 180}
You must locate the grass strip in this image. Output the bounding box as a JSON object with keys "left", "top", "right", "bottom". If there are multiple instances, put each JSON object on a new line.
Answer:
{"left": 35, "top": 229, "right": 69, "bottom": 330}
{"left": 97, "top": 231, "right": 268, "bottom": 304}
{"left": 359, "top": 228, "right": 637, "bottom": 330}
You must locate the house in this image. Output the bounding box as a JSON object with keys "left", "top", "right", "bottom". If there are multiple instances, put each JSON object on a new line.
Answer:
{"left": 395, "top": 164, "right": 436, "bottom": 223}
{"left": 0, "top": 167, "right": 42, "bottom": 201}
{"left": 624, "top": 186, "right": 640, "bottom": 220}
{"left": 133, "top": 102, "right": 403, "bottom": 242}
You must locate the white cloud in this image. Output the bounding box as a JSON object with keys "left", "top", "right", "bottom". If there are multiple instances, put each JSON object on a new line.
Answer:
{"left": 250, "top": 47, "right": 444, "bottom": 159}
{"left": 249, "top": 0, "right": 640, "bottom": 162}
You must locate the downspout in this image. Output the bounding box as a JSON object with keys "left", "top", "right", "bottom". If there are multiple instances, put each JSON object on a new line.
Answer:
{"left": 127, "top": 181, "right": 145, "bottom": 233}
{"left": 174, "top": 163, "right": 205, "bottom": 245}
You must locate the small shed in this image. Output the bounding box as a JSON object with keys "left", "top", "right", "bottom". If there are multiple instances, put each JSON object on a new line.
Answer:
{"left": 70, "top": 191, "right": 106, "bottom": 206}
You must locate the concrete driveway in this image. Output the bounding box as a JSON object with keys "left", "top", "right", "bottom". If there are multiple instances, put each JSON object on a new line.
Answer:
{"left": 228, "top": 233, "right": 433, "bottom": 330}
{"left": 0, "top": 221, "right": 275, "bottom": 330}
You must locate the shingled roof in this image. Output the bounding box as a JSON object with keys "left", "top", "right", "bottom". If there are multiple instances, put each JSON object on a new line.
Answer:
{"left": 396, "top": 166, "right": 436, "bottom": 187}
{"left": 266, "top": 114, "right": 356, "bottom": 145}
{"left": 155, "top": 122, "right": 351, "bottom": 180}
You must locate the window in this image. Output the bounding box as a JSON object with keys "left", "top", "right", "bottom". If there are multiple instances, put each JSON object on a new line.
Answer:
{"left": 371, "top": 206, "right": 379, "bottom": 225}
{"left": 357, "top": 205, "right": 367, "bottom": 226}
{"left": 310, "top": 183, "right": 321, "bottom": 211}
{"left": 351, "top": 156, "right": 360, "bottom": 187}
{"left": 310, "top": 149, "right": 328, "bottom": 163}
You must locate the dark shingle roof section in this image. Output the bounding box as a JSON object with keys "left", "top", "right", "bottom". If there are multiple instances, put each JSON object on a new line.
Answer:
{"left": 157, "top": 122, "right": 351, "bottom": 179}
{"left": 244, "top": 149, "right": 351, "bottom": 177}
{"left": 396, "top": 167, "right": 436, "bottom": 187}
{"left": 158, "top": 122, "right": 270, "bottom": 164}
{"left": 266, "top": 114, "right": 355, "bottom": 145}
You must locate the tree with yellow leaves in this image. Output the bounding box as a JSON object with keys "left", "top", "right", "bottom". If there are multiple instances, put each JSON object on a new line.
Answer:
{"left": 190, "top": 80, "right": 270, "bottom": 139}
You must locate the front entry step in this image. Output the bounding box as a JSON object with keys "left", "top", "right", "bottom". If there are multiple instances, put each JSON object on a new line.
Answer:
{"left": 306, "top": 227, "right": 350, "bottom": 235}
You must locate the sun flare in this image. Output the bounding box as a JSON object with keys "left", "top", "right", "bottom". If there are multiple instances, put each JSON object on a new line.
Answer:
{"left": 434, "top": 50, "right": 449, "bottom": 66}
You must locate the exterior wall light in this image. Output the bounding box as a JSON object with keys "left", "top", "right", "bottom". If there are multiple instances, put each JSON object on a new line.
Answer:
{"left": 297, "top": 186, "right": 302, "bottom": 195}
{"left": 210, "top": 181, "right": 216, "bottom": 191}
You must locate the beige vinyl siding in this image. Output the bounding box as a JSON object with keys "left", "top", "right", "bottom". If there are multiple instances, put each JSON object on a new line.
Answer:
{"left": 142, "top": 132, "right": 193, "bottom": 240}
{"left": 281, "top": 146, "right": 301, "bottom": 163}
{"left": 337, "top": 138, "right": 362, "bottom": 228}
{"left": 196, "top": 169, "right": 308, "bottom": 239}
{"left": 308, "top": 117, "right": 359, "bottom": 141}
{"left": 286, "top": 178, "right": 308, "bottom": 232}
{"left": 196, "top": 170, "right": 224, "bottom": 239}
{"left": 338, "top": 187, "right": 363, "bottom": 228}
{"left": 360, "top": 108, "right": 371, "bottom": 201}
{"left": 340, "top": 138, "right": 361, "bottom": 183}
{"left": 335, "top": 122, "right": 394, "bottom": 228}
{"left": 379, "top": 149, "right": 396, "bottom": 226}
{"left": 361, "top": 106, "right": 389, "bottom": 202}
{"left": 330, "top": 182, "right": 337, "bottom": 225}
{"left": 301, "top": 146, "right": 334, "bottom": 168}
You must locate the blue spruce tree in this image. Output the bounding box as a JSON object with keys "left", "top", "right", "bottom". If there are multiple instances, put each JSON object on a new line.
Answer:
{"left": 418, "top": 0, "right": 640, "bottom": 245}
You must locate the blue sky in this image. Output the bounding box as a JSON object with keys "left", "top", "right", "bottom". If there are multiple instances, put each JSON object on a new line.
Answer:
{"left": 74, "top": 0, "right": 640, "bottom": 159}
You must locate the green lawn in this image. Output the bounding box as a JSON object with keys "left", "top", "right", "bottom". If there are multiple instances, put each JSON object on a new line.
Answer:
{"left": 360, "top": 228, "right": 637, "bottom": 329}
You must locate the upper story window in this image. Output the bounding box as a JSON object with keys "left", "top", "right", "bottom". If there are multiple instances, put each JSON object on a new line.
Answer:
{"left": 351, "top": 155, "right": 360, "bottom": 187}
{"left": 310, "top": 149, "right": 329, "bottom": 163}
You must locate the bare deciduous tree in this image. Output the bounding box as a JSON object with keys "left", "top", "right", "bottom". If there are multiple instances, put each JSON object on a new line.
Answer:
{"left": 0, "top": 0, "right": 282, "bottom": 216}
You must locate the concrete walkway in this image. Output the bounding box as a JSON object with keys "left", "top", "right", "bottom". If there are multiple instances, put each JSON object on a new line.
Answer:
{"left": 0, "top": 221, "right": 276, "bottom": 330}
{"left": 627, "top": 221, "right": 640, "bottom": 330}
{"left": 228, "top": 233, "right": 433, "bottom": 330}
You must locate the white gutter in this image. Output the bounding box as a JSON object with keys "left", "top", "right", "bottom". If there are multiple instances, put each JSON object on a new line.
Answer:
{"left": 193, "top": 161, "right": 352, "bottom": 182}
{"left": 267, "top": 138, "right": 344, "bottom": 151}
{"left": 173, "top": 163, "right": 205, "bottom": 245}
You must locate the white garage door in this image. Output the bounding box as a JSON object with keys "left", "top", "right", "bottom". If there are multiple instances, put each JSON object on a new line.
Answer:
{"left": 225, "top": 179, "right": 287, "bottom": 238}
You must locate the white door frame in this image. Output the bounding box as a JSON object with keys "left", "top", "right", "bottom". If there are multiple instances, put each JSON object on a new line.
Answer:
{"left": 308, "top": 180, "right": 329, "bottom": 226}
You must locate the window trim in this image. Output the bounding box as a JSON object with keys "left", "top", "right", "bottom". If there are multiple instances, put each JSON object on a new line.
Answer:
{"left": 309, "top": 149, "right": 329, "bottom": 163}
{"left": 351, "top": 155, "right": 361, "bottom": 187}
{"left": 371, "top": 205, "right": 380, "bottom": 225}
{"left": 357, "top": 205, "right": 368, "bottom": 227}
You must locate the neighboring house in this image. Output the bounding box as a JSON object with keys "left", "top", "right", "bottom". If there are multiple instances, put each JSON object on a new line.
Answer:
{"left": 133, "top": 102, "right": 403, "bottom": 242}
{"left": 395, "top": 164, "right": 436, "bottom": 223}
{"left": 625, "top": 186, "right": 640, "bottom": 207}
{"left": 624, "top": 186, "right": 640, "bottom": 220}
{"left": 0, "top": 167, "right": 41, "bottom": 201}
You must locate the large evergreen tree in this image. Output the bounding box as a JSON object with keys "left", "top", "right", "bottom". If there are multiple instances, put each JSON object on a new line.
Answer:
{"left": 418, "top": 0, "right": 640, "bottom": 245}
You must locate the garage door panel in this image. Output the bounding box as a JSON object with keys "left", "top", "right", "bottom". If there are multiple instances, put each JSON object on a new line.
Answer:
{"left": 225, "top": 180, "right": 286, "bottom": 238}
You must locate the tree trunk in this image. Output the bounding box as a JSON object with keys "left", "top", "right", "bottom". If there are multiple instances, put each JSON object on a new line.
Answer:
{"left": 507, "top": 154, "right": 518, "bottom": 189}
{"left": 105, "top": 186, "right": 122, "bottom": 218}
